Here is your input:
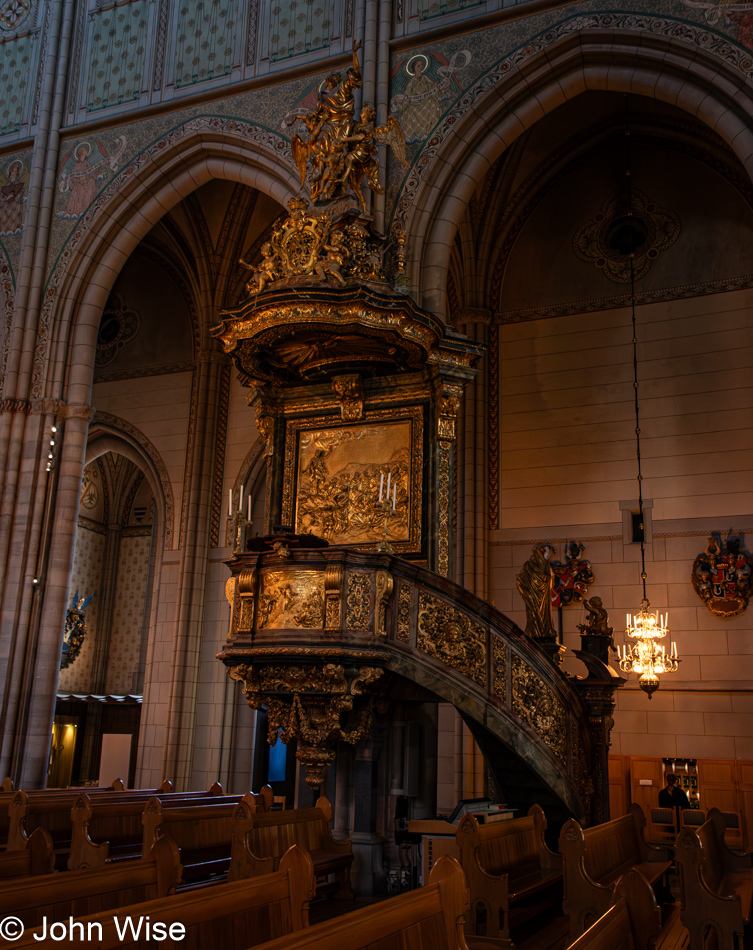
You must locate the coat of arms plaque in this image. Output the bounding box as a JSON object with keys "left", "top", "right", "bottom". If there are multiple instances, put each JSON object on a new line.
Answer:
{"left": 692, "top": 536, "right": 752, "bottom": 617}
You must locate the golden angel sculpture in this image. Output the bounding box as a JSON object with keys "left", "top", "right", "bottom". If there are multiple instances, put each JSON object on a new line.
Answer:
{"left": 290, "top": 41, "right": 409, "bottom": 211}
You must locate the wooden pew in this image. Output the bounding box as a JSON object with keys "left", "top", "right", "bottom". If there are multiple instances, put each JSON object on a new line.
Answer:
{"left": 0, "top": 827, "right": 54, "bottom": 880}
{"left": 12, "top": 845, "right": 314, "bottom": 950}
{"left": 565, "top": 869, "right": 662, "bottom": 950}
{"left": 0, "top": 778, "right": 127, "bottom": 850}
{"left": 5, "top": 781, "right": 175, "bottom": 853}
{"left": 0, "top": 835, "right": 182, "bottom": 929}
{"left": 674, "top": 806, "right": 753, "bottom": 950}
{"left": 7, "top": 782, "right": 231, "bottom": 869}
{"left": 229, "top": 795, "right": 353, "bottom": 898}
{"left": 68, "top": 787, "right": 268, "bottom": 870}
{"left": 559, "top": 803, "right": 672, "bottom": 939}
{"left": 140, "top": 797, "right": 260, "bottom": 885}
{"left": 246, "top": 855, "right": 470, "bottom": 950}
{"left": 456, "top": 804, "right": 562, "bottom": 944}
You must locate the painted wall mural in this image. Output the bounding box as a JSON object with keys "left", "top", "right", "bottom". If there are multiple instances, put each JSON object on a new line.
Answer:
{"left": 106, "top": 535, "right": 150, "bottom": 695}
{"left": 0, "top": 157, "right": 28, "bottom": 236}
{"left": 56, "top": 136, "right": 127, "bottom": 220}
{"left": 269, "top": 0, "right": 332, "bottom": 62}
{"left": 174, "top": 0, "right": 239, "bottom": 88}
{"left": 86, "top": 0, "right": 150, "bottom": 112}
{"left": 389, "top": 50, "right": 470, "bottom": 143}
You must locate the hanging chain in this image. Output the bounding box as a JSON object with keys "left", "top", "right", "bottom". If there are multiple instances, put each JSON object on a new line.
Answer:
{"left": 625, "top": 95, "right": 648, "bottom": 602}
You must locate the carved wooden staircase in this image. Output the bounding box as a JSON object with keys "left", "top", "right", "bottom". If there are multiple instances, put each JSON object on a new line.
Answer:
{"left": 219, "top": 545, "right": 620, "bottom": 824}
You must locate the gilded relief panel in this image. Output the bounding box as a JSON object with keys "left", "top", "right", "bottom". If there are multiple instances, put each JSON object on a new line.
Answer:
{"left": 511, "top": 655, "right": 566, "bottom": 763}
{"left": 417, "top": 592, "right": 486, "bottom": 685}
{"left": 396, "top": 584, "right": 411, "bottom": 642}
{"left": 346, "top": 573, "right": 371, "bottom": 630}
{"left": 258, "top": 570, "right": 324, "bottom": 628}
{"left": 283, "top": 409, "right": 423, "bottom": 554}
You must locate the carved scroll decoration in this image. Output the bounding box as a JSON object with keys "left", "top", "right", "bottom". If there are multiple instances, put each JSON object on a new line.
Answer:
{"left": 237, "top": 568, "right": 256, "bottom": 633}
{"left": 492, "top": 638, "right": 506, "bottom": 702}
{"left": 396, "top": 584, "right": 411, "bottom": 642}
{"left": 437, "top": 441, "right": 451, "bottom": 578}
{"left": 417, "top": 592, "right": 485, "bottom": 685}
{"left": 511, "top": 655, "right": 566, "bottom": 763}
{"left": 346, "top": 573, "right": 371, "bottom": 630}
{"left": 324, "top": 564, "right": 344, "bottom": 630}
{"left": 227, "top": 661, "right": 383, "bottom": 787}
{"left": 332, "top": 374, "right": 365, "bottom": 421}
{"left": 375, "top": 570, "right": 394, "bottom": 637}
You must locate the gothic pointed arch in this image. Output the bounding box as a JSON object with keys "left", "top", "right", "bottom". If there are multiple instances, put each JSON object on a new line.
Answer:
{"left": 86, "top": 413, "right": 174, "bottom": 550}
{"left": 35, "top": 119, "right": 297, "bottom": 403}
{"left": 397, "top": 25, "right": 753, "bottom": 319}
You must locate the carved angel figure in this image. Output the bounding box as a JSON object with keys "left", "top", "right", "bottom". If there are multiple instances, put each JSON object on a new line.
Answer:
{"left": 577, "top": 596, "right": 613, "bottom": 638}
{"left": 289, "top": 43, "right": 409, "bottom": 210}
{"left": 240, "top": 243, "right": 280, "bottom": 296}
{"left": 334, "top": 104, "right": 409, "bottom": 212}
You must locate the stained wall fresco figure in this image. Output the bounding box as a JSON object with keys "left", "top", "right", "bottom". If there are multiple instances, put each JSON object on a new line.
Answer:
{"left": 390, "top": 49, "right": 471, "bottom": 143}
{"left": 0, "top": 160, "right": 28, "bottom": 237}
{"left": 56, "top": 136, "right": 127, "bottom": 220}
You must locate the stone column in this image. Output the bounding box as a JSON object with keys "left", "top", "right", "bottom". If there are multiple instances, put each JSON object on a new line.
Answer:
{"left": 350, "top": 738, "right": 385, "bottom": 895}
{"left": 160, "top": 351, "right": 226, "bottom": 790}
{"left": 456, "top": 310, "right": 490, "bottom": 599}
{"left": 10, "top": 405, "right": 94, "bottom": 787}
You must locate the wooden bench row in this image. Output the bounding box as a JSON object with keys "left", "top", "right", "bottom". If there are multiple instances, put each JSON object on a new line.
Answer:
{"left": 9, "top": 848, "right": 469, "bottom": 950}
{"left": 5, "top": 783, "right": 274, "bottom": 874}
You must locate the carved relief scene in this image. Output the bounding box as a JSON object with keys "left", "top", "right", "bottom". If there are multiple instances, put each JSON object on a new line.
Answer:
{"left": 293, "top": 422, "right": 413, "bottom": 545}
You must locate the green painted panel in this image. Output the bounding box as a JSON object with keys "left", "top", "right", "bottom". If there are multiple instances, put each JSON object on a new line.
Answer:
{"left": 0, "top": 32, "right": 34, "bottom": 135}
{"left": 418, "top": 0, "right": 484, "bottom": 22}
{"left": 269, "top": 0, "right": 332, "bottom": 62}
{"left": 174, "top": 0, "right": 238, "bottom": 89}
{"left": 86, "top": 1, "right": 149, "bottom": 112}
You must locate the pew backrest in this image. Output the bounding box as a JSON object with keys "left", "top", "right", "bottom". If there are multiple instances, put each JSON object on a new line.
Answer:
{"left": 69, "top": 789, "right": 260, "bottom": 869}
{"left": 233, "top": 855, "right": 470, "bottom": 950}
{"left": 565, "top": 870, "right": 662, "bottom": 950}
{"left": 457, "top": 804, "right": 560, "bottom": 878}
{"left": 0, "top": 835, "right": 182, "bottom": 929}
{"left": 235, "top": 795, "right": 349, "bottom": 866}
{"left": 0, "top": 828, "right": 54, "bottom": 880}
{"left": 12, "top": 845, "right": 314, "bottom": 950}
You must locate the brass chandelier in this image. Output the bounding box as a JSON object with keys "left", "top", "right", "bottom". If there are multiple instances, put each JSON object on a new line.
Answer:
{"left": 615, "top": 98, "right": 679, "bottom": 698}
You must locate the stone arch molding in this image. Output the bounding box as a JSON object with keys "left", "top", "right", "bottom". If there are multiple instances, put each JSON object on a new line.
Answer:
{"left": 33, "top": 117, "right": 299, "bottom": 401}
{"left": 87, "top": 412, "right": 175, "bottom": 550}
{"left": 394, "top": 18, "right": 753, "bottom": 319}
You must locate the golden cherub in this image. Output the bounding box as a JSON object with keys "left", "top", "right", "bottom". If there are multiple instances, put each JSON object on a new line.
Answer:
{"left": 240, "top": 242, "right": 279, "bottom": 296}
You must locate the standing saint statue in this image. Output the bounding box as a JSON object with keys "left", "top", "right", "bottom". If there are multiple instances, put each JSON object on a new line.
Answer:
{"left": 516, "top": 544, "right": 558, "bottom": 640}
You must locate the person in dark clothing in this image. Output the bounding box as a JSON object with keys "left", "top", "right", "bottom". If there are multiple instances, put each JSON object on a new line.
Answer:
{"left": 658, "top": 772, "right": 690, "bottom": 810}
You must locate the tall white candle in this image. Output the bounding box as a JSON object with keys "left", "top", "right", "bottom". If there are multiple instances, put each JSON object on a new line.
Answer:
{"left": 229, "top": 489, "right": 233, "bottom": 516}
{"left": 239, "top": 485, "right": 243, "bottom": 513}
{"left": 393, "top": 484, "right": 397, "bottom": 510}
{"left": 386, "top": 471, "right": 391, "bottom": 499}
{"left": 248, "top": 496, "right": 251, "bottom": 521}
{"left": 379, "top": 472, "right": 384, "bottom": 502}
